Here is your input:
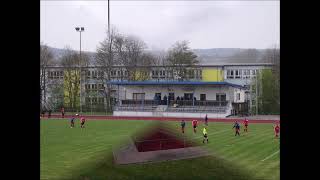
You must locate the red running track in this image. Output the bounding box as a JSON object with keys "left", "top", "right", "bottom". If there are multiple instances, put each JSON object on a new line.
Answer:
{"left": 41, "top": 114, "right": 279, "bottom": 124}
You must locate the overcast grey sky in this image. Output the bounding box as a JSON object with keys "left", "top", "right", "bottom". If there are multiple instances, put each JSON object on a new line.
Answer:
{"left": 40, "top": 1, "right": 279, "bottom": 52}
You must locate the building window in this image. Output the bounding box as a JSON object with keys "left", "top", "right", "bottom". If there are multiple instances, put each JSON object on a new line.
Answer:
{"left": 85, "top": 84, "right": 89, "bottom": 90}
{"left": 242, "top": 70, "right": 246, "bottom": 79}
{"left": 98, "top": 84, "right": 103, "bottom": 90}
{"left": 86, "top": 71, "right": 91, "bottom": 78}
{"left": 48, "top": 72, "right": 52, "bottom": 79}
{"left": 230, "top": 70, "right": 234, "bottom": 79}
{"left": 189, "top": 70, "right": 194, "bottom": 78}
{"left": 98, "top": 98, "right": 104, "bottom": 104}
{"left": 98, "top": 71, "right": 104, "bottom": 78}
{"left": 227, "top": 70, "right": 234, "bottom": 79}
{"left": 235, "top": 70, "right": 240, "bottom": 79}
{"left": 92, "top": 97, "right": 97, "bottom": 105}
{"left": 85, "top": 97, "right": 90, "bottom": 105}
{"left": 245, "top": 70, "right": 250, "bottom": 78}
{"left": 133, "top": 93, "right": 145, "bottom": 100}
{"left": 216, "top": 93, "right": 226, "bottom": 102}
{"left": 92, "top": 71, "right": 97, "bottom": 78}
{"left": 252, "top": 69, "right": 256, "bottom": 76}
{"left": 237, "top": 93, "right": 241, "bottom": 101}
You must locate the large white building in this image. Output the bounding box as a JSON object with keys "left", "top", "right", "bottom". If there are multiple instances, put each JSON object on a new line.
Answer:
{"left": 43, "top": 62, "right": 272, "bottom": 117}
{"left": 110, "top": 63, "right": 272, "bottom": 118}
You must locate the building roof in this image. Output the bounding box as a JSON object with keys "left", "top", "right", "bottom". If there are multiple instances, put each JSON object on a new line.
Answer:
{"left": 46, "top": 62, "right": 273, "bottom": 69}
{"left": 108, "top": 80, "right": 245, "bottom": 89}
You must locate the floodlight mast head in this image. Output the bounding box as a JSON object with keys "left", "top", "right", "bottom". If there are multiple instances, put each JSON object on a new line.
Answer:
{"left": 75, "top": 27, "right": 84, "bottom": 32}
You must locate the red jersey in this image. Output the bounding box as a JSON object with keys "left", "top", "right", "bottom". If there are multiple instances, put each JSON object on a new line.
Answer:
{"left": 80, "top": 117, "right": 85, "bottom": 123}
{"left": 61, "top": 108, "right": 64, "bottom": 113}
{"left": 244, "top": 120, "right": 249, "bottom": 126}
{"left": 192, "top": 120, "right": 198, "bottom": 126}
{"left": 274, "top": 125, "right": 280, "bottom": 132}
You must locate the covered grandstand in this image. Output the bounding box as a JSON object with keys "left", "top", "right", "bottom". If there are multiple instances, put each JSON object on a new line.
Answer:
{"left": 110, "top": 81, "right": 246, "bottom": 118}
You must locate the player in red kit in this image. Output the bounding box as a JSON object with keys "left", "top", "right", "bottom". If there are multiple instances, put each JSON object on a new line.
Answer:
{"left": 61, "top": 107, "right": 65, "bottom": 118}
{"left": 192, "top": 120, "right": 198, "bottom": 133}
{"left": 243, "top": 118, "right": 249, "bottom": 132}
{"left": 274, "top": 123, "right": 280, "bottom": 138}
{"left": 80, "top": 116, "right": 86, "bottom": 128}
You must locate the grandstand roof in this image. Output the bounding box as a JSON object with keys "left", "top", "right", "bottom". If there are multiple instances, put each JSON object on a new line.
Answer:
{"left": 108, "top": 80, "right": 245, "bottom": 89}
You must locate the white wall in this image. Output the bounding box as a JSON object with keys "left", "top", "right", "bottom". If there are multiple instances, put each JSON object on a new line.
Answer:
{"left": 113, "top": 110, "right": 230, "bottom": 118}
{"left": 233, "top": 89, "right": 245, "bottom": 103}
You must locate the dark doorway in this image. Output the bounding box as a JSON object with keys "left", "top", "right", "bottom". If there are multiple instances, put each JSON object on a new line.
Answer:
{"left": 184, "top": 93, "right": 193, "bottom": 100}
{"left": 155, "top": 93, "right": 161, "bottom": 99}
{"left": 200, "top": 94, "right": 206, "bottom": 101}
{"left": 168, "top": 93, "right": 175, "bottom": 101}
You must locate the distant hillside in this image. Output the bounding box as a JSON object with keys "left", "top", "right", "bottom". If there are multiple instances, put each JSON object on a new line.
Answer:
{"left": 48, "top": 47, "right": 96, "bottom": 65}
{"left": 47, "top": 46, "right": 270, "bottom": 65}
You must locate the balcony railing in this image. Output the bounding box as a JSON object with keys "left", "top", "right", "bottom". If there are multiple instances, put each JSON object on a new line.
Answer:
{"left": 121, "top": 100, "right": 158, "bottom": 106}
{"left": 120, "top": 100, "right": 228, "bottom": 107}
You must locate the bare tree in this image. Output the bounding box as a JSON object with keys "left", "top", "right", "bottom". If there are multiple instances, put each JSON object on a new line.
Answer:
{"left": 60, "top": 47, "right": 89, "bottom": 111}
{"left": 165, "top": 41, "right": 198, "bottom": 80}
{"left": 95, "top": 27, "right": 120, "bottom": 112}
{"left": 262, "top": 45, "right": 280, "bottom": 105}
{"left": 46, "top": 83, "right": 64, "bottom": 112}
{"left": 115, "top": 35, "right": 147, "bottom": 81}
{"left": 40, "top": 43, "right": 53, "bottom": 110}
{"left": 137, "top": 52, "right": 157, "bottom": 80}
{"left": 262, "top": 45, "right": 280, "bottom": 78}
{"left": 252, "top": 45, "right": 280, "bottom": 114}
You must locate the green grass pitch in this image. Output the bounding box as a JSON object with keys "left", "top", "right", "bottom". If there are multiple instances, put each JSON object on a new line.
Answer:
{"left": 41, "top": 119, "right": 280, "bottom": 180}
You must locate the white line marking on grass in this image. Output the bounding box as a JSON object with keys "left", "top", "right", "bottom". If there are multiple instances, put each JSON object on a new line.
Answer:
{"left": 261, "top": 150, "right": 280, "bottom": 162}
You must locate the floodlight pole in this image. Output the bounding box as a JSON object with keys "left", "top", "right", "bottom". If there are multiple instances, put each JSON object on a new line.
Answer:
{"left": 75, "top": 27, "right": 85, "bottom": 114}
{"left": 108, "top": 0, "right": 110, "bottom": 37}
